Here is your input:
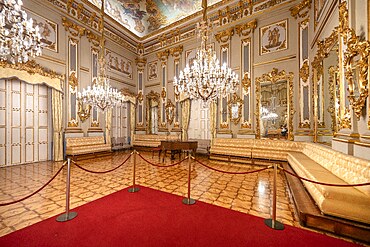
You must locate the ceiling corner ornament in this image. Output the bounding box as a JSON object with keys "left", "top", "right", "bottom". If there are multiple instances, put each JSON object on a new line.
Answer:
{"left": 339, "top": 1, "right": 370, "bottom": 120}
{"left": 174, "top": 0, "right": 239, "bottom": 104}
{"left": 242, "top": 72, "right": 251, "bottom": 92}
{"left": 255, "top": 68, "right": 294, "bottom": 140}
{"left": 299, "top": 60, "right": 309, "bottom": 83}
{"left": 77, "top": 101, "right": 91, "bottom": 122}
{"left": 0, "top": 0, "right": 43, "bottom": 64}
{"left": 235, "top": 19, "right": 257, "bottom": 37}
{"left": 68, "top": 71, "right": 78, "bottom": 91}
{"left": 290, "top": 0, "right": 311, "bottom": 19}
{"left": 214, "top": 27, "right": 234, "bottom": 43}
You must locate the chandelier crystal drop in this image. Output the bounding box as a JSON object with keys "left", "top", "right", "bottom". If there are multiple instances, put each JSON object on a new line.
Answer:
{"left": 0, "top": 0, "right": 43, "bottom": 64}
{"left": 76, "top": 0, "right": 126, "bottom": 112}
{"left": 174, "top": 1, "right": 239, "bottom": 103}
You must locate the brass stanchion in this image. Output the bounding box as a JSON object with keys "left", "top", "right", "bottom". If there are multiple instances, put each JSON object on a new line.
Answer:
{"left": 264, "top": 163, "right": 284, "bottom": 230}
{"left": 57, "top": 158, "right": 77, "bottom": 222}
{"left": 128, "top": 150, "right": 140, "bottom": 193}
{"left": 182, "top": 154, "right": 195, "bottom": 205}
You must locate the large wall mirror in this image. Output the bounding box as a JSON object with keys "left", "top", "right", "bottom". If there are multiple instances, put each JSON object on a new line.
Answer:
{"left": 146, "top": 90, "right": 160, "bottom": 134}
{"left": 255, "top": 68, "right": 294, "bottom": 140}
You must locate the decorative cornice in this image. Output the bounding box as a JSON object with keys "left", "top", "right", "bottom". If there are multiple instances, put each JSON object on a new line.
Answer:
{"left": 235, "top": 19, "right": 257, "bottom": 37}
{"left": 169, "top": 45, "right": 184, "bottom": 58}
{"left": 156, "top": 50, "right": 170, "bottom": 64}
{"left": 215, "top": 27, "right": 235, "bottom": 43}
{"left": 62, "top": 16, "right": 85, "bottom": 37}
{"left": 290, "top": 0, "right": 311, "bottom": 19}
{"left": 135, "top": 57, "right": 147, "bottom": 71}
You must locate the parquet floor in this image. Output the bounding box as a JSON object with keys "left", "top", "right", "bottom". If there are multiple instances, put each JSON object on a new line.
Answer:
{"left": 0, "top": 150, "right": 308, "bottom": 238}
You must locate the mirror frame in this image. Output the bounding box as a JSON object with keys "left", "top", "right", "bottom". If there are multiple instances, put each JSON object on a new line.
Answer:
{"left": 145, "top": 90, "right": 160, "bottom": 134}
{"left": 255, "top": 68, "right": 294, "bottom": 140}
{"left": 339, "top": 2, "right": 370, "bottom": 120}
{"left": 228, "top": 93, "right": 243, "bottom": 125}
{"left": 165, "top": 99, "right": 175, "bottom": 125}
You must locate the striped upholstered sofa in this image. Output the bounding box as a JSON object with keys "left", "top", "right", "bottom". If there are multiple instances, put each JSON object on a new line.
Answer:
{"left": 65, "top": 136, "right": 111, "bottom": 157}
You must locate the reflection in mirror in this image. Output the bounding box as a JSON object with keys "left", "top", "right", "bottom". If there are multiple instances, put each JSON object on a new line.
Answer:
{"left": 260, "top": 81, "right": 287, "bottom": 139}
{"left": 228, "top": 93, "right": 243, "bottom": 125}
{"left": 146, "top": 91, "right": 160, "bottom": 134}
{"left": 255, "top": 68, "right": 293, "bottom": 140}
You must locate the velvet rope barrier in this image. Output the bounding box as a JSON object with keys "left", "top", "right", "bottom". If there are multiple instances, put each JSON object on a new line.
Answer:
{"left": 71, "top": 153, "right": 132, "bottom": 174}
{"left": 137, "top": 152, "right": 187, "bottom": 168}
{"left": 281, "top": 168, "right": 370, "bottom": 187}
{"left": 192, "top": 157, "right": 270, "bottom": 175}
{"left": 0, "top": 161, "right": 67, "bottom": 206}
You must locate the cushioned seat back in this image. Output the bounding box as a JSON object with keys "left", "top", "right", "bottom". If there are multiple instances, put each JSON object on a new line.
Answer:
{"left": 303, "top": 143, "right": 370, "bottom": 195}
{"left": 66, "top": 136, "right": 105, "bottom": 147}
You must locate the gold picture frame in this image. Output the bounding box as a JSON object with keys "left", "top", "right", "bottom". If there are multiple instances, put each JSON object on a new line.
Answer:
{"left": 260, "top": 19, "right": 288, "bottom": 55}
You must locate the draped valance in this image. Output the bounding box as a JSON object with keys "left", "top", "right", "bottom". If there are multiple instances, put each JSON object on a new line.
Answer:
{"left": 0, "top": 60, "right": 64, "bottom": 92}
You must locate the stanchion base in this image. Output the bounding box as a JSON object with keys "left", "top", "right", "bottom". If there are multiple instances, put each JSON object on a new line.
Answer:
{"left": 128, "top": 187, "right": 140, "bottom": 193}
{"left": 264, "top": 219, "right": 284, "bottom": 230}
{"left": 182, "top": 198, "right": 196, "bottom": 205}
{"left": 56, "top": 212, "right": 78, "bottom": 222}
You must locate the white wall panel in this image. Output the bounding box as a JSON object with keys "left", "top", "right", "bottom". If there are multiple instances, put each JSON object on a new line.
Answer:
{"left": 1, "top": 79, "right": 50, "bottom": 166}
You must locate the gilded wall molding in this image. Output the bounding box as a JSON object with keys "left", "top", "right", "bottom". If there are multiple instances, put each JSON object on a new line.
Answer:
{"left": 290, "top": 0, "right": 311, "bottom": 19}
{"left": 339, "top": 1, "right": 370, "bottom": 120}
{"left": 327, "top": 66, "right": 338, "bottom": 133}
{"left": 62, "top": 17, "right": 85, "bottom": 37}
{"left": 228, "top": 93, "right": 243, "bottom": 125}
{"left": 299, "top": 60, "right": 309, "bottom": 83}
{"left": 169, "top": 45, "right": 183, "bottom": 58}
{"left": 215, "top": 27, "right": 234, "bottom": 43}
{"left": 135, "top": 57, "right": 147, "bottom": 72}
{"left": 68, "top": 71, "right": 78, "bottom": 91}
{"left": 235, "top": 19, "right": 257, "bottom": 37}
{"left": 241, "top": 72, "right": 251, "bottom": 92}
{"left": 77, "top": 101, "right": 91, "bottom": 122}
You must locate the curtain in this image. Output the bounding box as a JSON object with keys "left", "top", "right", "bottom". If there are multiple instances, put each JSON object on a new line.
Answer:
{"left": 210, "top": 101, "right": 217, "bottom": 145}
{"left": 105, "top": 108, "right": 112, "bottom": 144}
{"left": 130, "top": 102, "right": 135, "bottom": 144}
{"left": 181, "top": 99, "right": 190, "bottom": 141}
{"left": 52, "top": 89, "right": 63, "bottom": 161}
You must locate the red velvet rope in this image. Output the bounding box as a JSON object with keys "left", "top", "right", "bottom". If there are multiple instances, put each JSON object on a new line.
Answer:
{"left": 0, "top": 162, "right": 66, "bottom": 206}
{"left": 193, "top": 157, "right": 269, "bottom": 175}
{"left": 72, "top": 153, "right": 132, "bottom": 174}
{"left": 137, "top": 152, "right": 187, "bottom": 168}
{"left": 282, "top": 168, "right": 370, "bottom": 187}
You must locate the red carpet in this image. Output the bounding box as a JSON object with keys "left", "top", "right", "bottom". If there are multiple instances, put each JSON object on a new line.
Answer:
{"left": 0, "top": 186, "right": 361, "bottom": 247}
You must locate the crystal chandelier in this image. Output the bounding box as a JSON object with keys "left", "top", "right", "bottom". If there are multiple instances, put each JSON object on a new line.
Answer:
{"left": 0, "top": 0, "right": 43, "bottom": 64}
{"left": 174, "top": 0, "right": 239, "bottom": 103}
{"left": 77, "top": 0, "right": 125, "bottom": 112}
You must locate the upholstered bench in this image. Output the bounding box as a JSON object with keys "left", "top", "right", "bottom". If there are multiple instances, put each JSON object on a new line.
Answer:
{"left": 210, "top": 138, "right": 370, "bottom": 225}
{"left": 132, "top": 134, "right": 179, "bottom": 149}
{"left": 66, "top": 136, "right": 111, "bottom": 157}
{"left": 288, "top": 143, "right": 370, "bottom": 224}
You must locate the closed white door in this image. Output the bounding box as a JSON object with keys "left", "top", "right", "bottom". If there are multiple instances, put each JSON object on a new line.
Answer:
{"left": 189, "top": 99, "right": 210, "bottom": 139}
{"left": 0, "top": 79, "right": 51, "bottom": 166}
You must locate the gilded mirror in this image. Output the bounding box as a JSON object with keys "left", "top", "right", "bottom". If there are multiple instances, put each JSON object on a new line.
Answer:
{"left": 146, "top": 90, "right": 160, "bottom": 134}
{"left": 228, "top": 93, "right": 243, "bottom": 125}
{"left": 255, "top": 68, "right": 294, "bottom": 140}
{"left": 165, "top": 99, "right": 175, "bottom": 125}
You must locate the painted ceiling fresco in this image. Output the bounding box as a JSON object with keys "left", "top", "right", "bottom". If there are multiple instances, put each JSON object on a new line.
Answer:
{"left": 89, "top": 0, "right": 222, "bottom": 37}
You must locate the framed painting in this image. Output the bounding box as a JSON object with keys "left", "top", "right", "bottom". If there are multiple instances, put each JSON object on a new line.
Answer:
{"left": 260, "top": 19, "right": 287, "bottom": 55}
{"left": 148, "top": 61, "right": 158, "bottom": 81}
{"left": 25, "top": 10, "right": 58, "bottom": 52}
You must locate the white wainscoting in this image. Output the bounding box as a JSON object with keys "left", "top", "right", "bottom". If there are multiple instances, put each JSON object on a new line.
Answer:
{"left": 0, "top": 79, "right": 51, "bottom": 166}
{"left": 112, "top": 102, "right": 129, "bottom": 143}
